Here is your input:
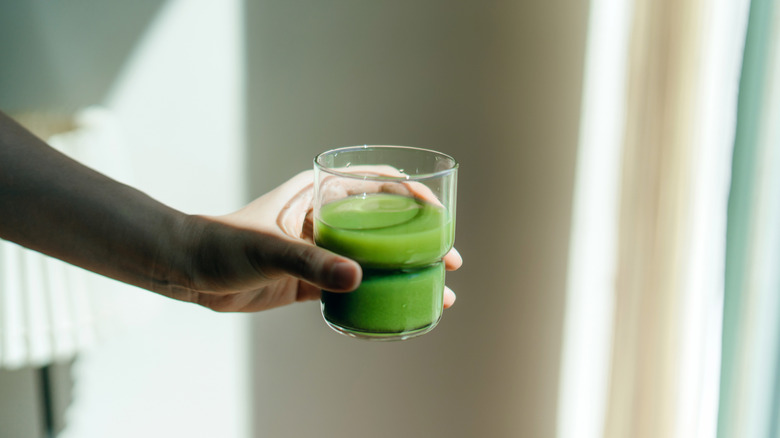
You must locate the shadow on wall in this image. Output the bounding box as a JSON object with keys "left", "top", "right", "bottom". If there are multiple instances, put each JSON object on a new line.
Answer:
{"left": 0, "top": 1, "right": 165, "bottom": 112}
{"left": 246, "top": 1, "right": 588, "bottom": 438}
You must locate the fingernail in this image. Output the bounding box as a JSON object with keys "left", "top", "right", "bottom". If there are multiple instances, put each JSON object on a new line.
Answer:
{"left": 329, "top": 260, "right": 360, "bottom": 291}
{"left": 443, "top": 286, "right": 456, "bottom": 309}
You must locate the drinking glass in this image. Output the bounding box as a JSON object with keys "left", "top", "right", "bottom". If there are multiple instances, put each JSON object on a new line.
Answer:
{"left": 313, "top": 145, "right": 458, "bottom": 340}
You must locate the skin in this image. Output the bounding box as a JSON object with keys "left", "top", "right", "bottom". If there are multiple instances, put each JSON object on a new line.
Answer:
{"left": 0, "top": 111, "right": 461, "bottom": 313}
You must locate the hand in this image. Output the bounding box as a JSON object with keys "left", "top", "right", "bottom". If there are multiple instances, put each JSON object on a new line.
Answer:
{"left": 174, "top": 171, "right": 461, "bottom": 312}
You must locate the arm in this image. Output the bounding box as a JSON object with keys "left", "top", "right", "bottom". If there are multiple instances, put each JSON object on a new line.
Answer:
{"left": 0, "top": 111, "right": 363, "bottom": 312}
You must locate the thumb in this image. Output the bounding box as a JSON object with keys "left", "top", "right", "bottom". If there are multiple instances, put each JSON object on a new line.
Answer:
{"left": 268, "top": 239, "right": 362, "bottom": 292}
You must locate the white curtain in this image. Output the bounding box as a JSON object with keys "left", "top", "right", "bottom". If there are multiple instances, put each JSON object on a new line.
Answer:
{"left": 556, "top": 0, "right": 767, "bottom": 436}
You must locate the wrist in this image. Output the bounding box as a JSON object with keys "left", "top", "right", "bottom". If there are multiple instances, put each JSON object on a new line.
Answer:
{"left": 151, "top": 213, "right": 210, "bottom": 295}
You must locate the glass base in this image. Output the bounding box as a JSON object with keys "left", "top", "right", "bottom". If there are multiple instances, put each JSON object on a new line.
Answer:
{"left": 320, "top": 262, "right": 445, "bottom": 341}
{"left": 323, "top": 315, "right": 441, "bottom": 341}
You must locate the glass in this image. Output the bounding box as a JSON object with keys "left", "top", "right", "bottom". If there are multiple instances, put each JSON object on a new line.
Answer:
{"left": 313, "top": 145, "right": 458, "bottom": 340}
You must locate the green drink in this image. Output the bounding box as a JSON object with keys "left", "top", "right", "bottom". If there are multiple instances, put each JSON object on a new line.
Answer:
{"left": 314, "top": 145, "right": 458, "bottom": 340}
{"left": 315, "top": 193, "right": 454, "bottom": 339}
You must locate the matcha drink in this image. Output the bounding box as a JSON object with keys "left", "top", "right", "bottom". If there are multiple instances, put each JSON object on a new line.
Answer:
{"left": 315, "top": 193, "right": 454, "bottom": 338}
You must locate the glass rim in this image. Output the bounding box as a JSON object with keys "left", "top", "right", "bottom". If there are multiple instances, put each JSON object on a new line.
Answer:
{"left": 314, "top": 145, "right": 459, "bottom": 182}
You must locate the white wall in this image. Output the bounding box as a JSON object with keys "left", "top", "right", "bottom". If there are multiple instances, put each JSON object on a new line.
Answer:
{"left": 0, "top": 1, "right": 588, "bottom": 436}
{"left": 0, "top": 1, "right": 248, "bottom": 438}
{"left": 246, "top": 2, "right": 588, "bottom": 437}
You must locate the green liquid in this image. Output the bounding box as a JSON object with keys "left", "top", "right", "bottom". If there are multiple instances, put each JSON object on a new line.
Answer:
{"left": 315, "top": 194, "right": 454, "bottom": 338}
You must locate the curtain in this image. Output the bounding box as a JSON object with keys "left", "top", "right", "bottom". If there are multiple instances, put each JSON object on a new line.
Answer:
{"left": 556, "top": 0, "right": 775, "bottom": 436}
{"left": 718, "top": 0, "right": 780, "bottom": 435}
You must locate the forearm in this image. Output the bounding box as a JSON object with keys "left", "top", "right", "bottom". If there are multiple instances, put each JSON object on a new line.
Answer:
{"left": 0, "top": 111, "right": 192, "bottom": 292}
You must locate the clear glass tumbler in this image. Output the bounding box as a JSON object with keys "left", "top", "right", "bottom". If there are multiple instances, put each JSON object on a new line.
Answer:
{"left": 313, "top": 145, "right": 458, "bottom": 340}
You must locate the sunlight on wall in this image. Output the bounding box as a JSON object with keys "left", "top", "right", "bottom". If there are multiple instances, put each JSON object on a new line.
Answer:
{"left": 48, "top": 1, "right": 249, "bottom": 438}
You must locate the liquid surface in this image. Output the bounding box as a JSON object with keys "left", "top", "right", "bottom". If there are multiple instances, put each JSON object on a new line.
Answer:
{"left": 315, "top": 193, "right": 453, "bottom": 268}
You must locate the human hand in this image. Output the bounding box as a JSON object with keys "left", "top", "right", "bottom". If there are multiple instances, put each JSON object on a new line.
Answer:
{"left": 175, "top": 170, "right": 461, "bottom": 312}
